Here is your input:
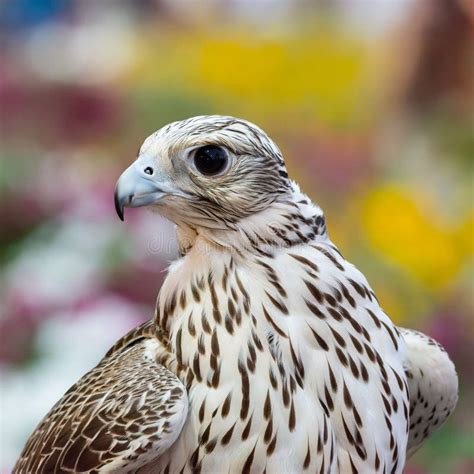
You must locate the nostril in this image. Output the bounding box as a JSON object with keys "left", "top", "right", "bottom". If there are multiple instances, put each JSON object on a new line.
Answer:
{"left": 144, "top": 166, "right": 154, "bottom": 175}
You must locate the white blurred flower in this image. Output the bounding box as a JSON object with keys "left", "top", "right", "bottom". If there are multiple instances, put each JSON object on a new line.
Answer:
{"left": 21, "top": 9, "right": 134, "bottom": 85}
{"left": 4, "top": 216, "right": 121, "bottom": 311}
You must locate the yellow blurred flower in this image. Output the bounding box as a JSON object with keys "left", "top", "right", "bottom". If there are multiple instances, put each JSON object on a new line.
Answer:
{"left": 455, "top": 212, "right": 474, "bottom": 257}
{"left": 122, "top": 24, "right": 373, "bottom": 128}
{"left": 194, "top": 31, "right": 368, "bottom": 124}
{"left": 362, "top": 186, "right": 469, "bottom": 290}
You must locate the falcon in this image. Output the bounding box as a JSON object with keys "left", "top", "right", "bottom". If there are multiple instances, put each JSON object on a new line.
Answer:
{"left": 15, "top": 115, "right": 458, "bottom": 473}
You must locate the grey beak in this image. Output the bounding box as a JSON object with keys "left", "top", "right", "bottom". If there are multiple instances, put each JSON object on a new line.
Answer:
{"left": 114, "top": 188, "right": 126, "bottom": 221}
{"left": 114, "top": 163, "right": 165, "bottom": 221}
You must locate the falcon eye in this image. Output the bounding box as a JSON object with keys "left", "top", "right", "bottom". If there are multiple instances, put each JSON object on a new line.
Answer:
{"left": 193, "top": 145, "right": 228, "bottom": 176}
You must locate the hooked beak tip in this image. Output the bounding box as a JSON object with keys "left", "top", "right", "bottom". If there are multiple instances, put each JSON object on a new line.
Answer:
{"left": 114, "top": 189, "right": 125, "bottom": 221}
{"left": 115, "top": 162, "right": 168, "bottom": 220}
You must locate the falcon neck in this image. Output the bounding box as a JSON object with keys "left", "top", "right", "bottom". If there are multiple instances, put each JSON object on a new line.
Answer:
{"left": 176, "top": 186, "right": 328, "bottom": 256}
{"left": 154, "top": 187, "right": 328, "bottom": 373}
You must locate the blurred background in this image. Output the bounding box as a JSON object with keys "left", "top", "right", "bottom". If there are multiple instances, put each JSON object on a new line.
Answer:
{"left": 0, "top": 0, "right": 472, "bottom": 472}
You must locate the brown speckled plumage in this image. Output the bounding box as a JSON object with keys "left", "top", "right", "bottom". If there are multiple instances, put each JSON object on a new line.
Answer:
{"left": 15, "top": 325, "right": 187, "bottom": 473}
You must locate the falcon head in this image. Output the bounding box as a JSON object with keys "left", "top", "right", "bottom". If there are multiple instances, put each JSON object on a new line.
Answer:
{"left": 114, "top": 116, "right": 291, "bottom": 230}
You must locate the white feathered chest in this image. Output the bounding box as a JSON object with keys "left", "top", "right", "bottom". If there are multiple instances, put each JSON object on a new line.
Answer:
{"left": 151, "top": 232, "right": 409, "bottom": 474}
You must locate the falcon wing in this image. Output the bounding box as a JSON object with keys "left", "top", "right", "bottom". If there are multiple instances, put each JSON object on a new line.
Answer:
{"left": 400, "top": 328, "right": 458, "bottom": 457}
{"left": 14, "top": 323, "right": 188, "bottom": 473}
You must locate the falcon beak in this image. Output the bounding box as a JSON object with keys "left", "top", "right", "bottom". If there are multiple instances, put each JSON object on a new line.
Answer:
{"left": 114, "top": 161, "right": 168, "bottom": 221}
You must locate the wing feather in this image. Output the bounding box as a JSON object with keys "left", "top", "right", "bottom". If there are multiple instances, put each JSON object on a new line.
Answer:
{"left": 401, "top": 328, "right": 458, "bottom": 457}
{"left": 14, "top": 333, "right": 187, "bottom": 473}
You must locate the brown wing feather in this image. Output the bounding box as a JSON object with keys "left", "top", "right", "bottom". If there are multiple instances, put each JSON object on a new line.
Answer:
{"left": 104, "top": 319, "right": 158, "bottom": 357}
{"left": 14, "top": 334, "right": 187, "bottom": 473}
